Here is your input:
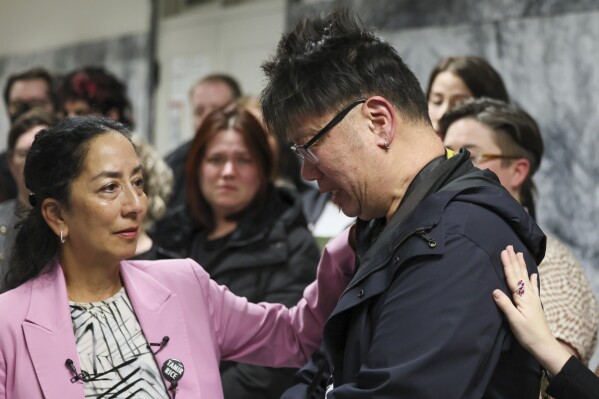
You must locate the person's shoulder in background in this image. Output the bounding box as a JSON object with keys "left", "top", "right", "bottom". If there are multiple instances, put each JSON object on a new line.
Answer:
{"left": 539, "top": 233, "right": 599, "bottom": 365}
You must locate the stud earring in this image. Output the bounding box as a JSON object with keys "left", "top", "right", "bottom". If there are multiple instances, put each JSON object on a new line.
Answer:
{"left": 60, "top": 230, "right": 66, "bottom": 244}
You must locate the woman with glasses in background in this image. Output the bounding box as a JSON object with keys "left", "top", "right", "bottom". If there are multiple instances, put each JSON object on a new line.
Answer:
{"left": 439, "top": 98, "right": 599, "bottom": 395}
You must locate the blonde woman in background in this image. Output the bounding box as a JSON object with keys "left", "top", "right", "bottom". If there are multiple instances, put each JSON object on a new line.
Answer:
{"left": 130, "top": 134, "right": 176, "bottom": 259}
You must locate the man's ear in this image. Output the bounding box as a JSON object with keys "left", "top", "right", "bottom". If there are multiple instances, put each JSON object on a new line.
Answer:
{"left": 41, "top": 198, "right": 68, "bottom": 238}
{"left": 508, "top": 158, "right": 531, "bottom": 191}
{"left": 363, "top": 96, "right": 396, "bottom": 149}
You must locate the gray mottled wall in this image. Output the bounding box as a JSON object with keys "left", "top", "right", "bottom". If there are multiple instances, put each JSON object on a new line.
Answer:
{"left": 289, "top": 0, "right": 599, "bottom": 363}
{"left": 0, "top": 33, "right": 149, "bottom": 146}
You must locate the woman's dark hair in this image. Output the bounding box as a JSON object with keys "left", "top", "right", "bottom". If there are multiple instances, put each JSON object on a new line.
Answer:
{"left": 438, "top": 98, "right": 543, "bottom": 220}
{"left": 7, "top": 108, "right": 57, "bottom": 152}
{"left": 3, "top": 116, "right": 131, "bottom": 291}
{"left": 426, "top": 56, "right": 509, "bottom": 103}
{"left": 58, "top": 66, "right": 135, "bottom": 129}
{"left": 185, "top": 104, "right": 275, "bottom": 232}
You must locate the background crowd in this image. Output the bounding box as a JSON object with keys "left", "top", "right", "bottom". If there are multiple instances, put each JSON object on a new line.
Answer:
{"left": 0, "top": 3, "right": 598, "bottom": 399}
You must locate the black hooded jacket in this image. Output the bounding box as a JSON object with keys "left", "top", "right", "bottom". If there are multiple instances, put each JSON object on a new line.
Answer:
{"left": 284, "top": 149, "right": 546, "bottom": 399}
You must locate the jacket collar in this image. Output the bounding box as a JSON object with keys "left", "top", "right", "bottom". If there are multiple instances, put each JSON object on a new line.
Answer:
{"left": 110, "top": 261, "right": 204, "bottom": 396}
{"left": 119, "top": 260, "right": 171, "bottom": 311}
{"left": 348, "top": 151, "right": 475, "bottom": 289}
{"left": 23, "top": 262, "right": 85, "bottom": 398}
{"left": 335, "top": 151, "right": 545, "bottom": 311}
{"left": 338, "top": 191, "right": 448, "bottom": 307}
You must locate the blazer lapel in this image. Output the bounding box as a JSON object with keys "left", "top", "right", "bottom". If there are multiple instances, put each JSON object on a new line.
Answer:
{"left": 22, "top": 264, "right": 85, "bottom": 399}
{"left": 120, "top": 261, "right": 203, "bottom": 398}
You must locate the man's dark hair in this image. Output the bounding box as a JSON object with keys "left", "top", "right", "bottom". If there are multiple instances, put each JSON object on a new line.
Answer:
{"left": 261, "top": 8, "right": 430, "bottom": 140}
{"left": 438, "top": 98, "right": 543, "bottom": 220}
{"left": 3, "top": 67, "right": 56, "bottom": 112}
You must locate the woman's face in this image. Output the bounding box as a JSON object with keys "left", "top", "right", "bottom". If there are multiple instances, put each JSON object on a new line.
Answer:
{"left": 428, "top": 71, "right": 473, "bottom": 132}
{"left": 200, "top": 129, "right": 262, "bottom": 220}
{"left": 60, "top": 132, "right": 147, "bottom": 265}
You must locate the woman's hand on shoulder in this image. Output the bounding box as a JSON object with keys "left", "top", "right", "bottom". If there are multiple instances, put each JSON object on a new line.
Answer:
{"left": 492, "top": 246, "right": 572, "bottom": 375}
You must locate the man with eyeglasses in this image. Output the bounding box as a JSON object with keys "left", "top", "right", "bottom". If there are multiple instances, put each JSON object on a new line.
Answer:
{"left": 440, "top": 98, "right": 599, "bottom": 377}
{"left": 3, "top": 67, "right": 56, "bottom": 124}
{"left": 262, "top": 9, "right": 546, "bottom": 398}
{"left": 1, "top": 67, "right": 57, "bottom": 203}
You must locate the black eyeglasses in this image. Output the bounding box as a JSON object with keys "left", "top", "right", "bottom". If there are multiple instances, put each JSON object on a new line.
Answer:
{"left": 290, "top": 99, "right": 366, "bottom": 163}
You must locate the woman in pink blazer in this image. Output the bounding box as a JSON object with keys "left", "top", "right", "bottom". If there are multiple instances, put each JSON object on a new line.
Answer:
{"left": 0, "top": 117, "right": 355, "bottom": 399}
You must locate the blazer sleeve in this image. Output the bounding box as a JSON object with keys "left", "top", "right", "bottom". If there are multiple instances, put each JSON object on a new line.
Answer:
{"left": 196, "top": 227, "right": 354, "bottom": 368}
{"left": 219, "top": 224, "right": 320, "bottom": 399}
{"left": 259, "top": 223, "right": 320, "bottom": 306}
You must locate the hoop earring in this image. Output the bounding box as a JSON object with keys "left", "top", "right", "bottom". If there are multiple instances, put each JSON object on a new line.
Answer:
{"left": 384, "top": 138, "right": 391, "bottom": 150}
{"left": 60, "top": 230, "right": 66, "bottom": 244}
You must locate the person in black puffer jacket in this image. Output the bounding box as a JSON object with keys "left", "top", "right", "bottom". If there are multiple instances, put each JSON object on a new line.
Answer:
{"left": 151, "top": 103, "right": 321, "bottom": 399}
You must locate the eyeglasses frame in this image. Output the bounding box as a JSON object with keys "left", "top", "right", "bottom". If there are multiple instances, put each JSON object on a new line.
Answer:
{"left": 290, "top": 98, "right": 367, "bottom": 163}
{"left": 471, "top": 152, "right": 522, "bottom": 165}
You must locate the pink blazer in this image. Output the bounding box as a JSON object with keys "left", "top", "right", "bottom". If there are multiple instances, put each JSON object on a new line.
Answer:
{"left": 0, "top": 229, "right": 354, "bottom": 399}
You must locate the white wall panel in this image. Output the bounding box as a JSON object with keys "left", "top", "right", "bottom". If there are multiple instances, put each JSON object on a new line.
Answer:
{"left": 154, "top": 0, "right": 284, "bottom": 154}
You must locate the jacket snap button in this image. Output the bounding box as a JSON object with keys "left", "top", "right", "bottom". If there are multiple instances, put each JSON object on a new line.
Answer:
{"left": 358, "top": 289, "right": 365, "bottom": 298}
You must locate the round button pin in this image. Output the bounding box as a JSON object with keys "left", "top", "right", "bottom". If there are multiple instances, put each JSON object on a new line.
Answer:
{"left": 161, "top": 359, "right": 185, "bottom": 383}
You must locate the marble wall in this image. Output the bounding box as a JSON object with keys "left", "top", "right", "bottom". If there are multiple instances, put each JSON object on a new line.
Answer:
{"left": 0, "top": 33, "right": 150, "bottom": 144}
{"left": 288, "top": 0, "right": 599, "bottom": 365}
